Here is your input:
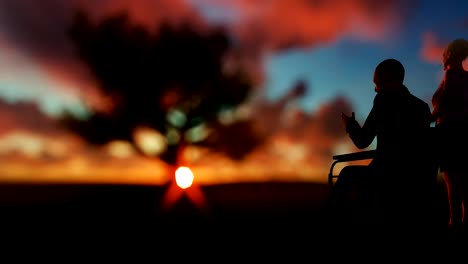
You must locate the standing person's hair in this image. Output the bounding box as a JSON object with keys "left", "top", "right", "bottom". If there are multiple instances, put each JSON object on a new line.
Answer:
{"left": 442, "top": 38, "right": 468, "bottom": 70}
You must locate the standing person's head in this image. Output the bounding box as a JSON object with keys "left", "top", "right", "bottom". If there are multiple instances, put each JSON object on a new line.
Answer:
{"left": 373, "top": 58, "right": 405, "bottom": 94}
{"left": 442, "top": 38, "right": 468, "bottom": 71}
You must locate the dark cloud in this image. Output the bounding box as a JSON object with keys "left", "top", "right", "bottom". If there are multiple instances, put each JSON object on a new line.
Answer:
{"left": 0, "top": 0, "right": 204, "bottom": 60}
{"left": 0, "top": 99, "right": 62, "bottom": 136}
{"left": 313, "top": 96, "right": 353, "bottom": 139}
{"left": 291, "top": 96, "right": 354, "bottom": 165}
{"left": 280, "top": 95, "right": 353, "bottom": 149}
{"left": 0, "top": 97, "right": 127, "bottom": 162}
{"left": 249, "top": 79, "right": 354, "bottom": 164}
{"left": 0, "top": 0, "right": 420, "bottom": 96}
{"left": 0, "top": 0, "right": 206, "bottom": 100}
{"left": 0, "top": 0, "right": 74, "bottom": 60}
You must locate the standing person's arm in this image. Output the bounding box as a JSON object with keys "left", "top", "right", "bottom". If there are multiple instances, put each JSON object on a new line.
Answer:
{"left": 444, "top": 69, "right": 466, "bottom": 121}
{"left": 431, "top": 79, "right": 445, "bottom": 123}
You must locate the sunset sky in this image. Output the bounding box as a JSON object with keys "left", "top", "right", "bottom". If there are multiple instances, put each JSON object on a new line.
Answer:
{"left": 0, "top": 0, "right": 466, "bottom": 185}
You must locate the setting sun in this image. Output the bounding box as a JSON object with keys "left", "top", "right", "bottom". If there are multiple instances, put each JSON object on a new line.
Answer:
{"left": 175, "top": 166, "right": 194, "bottom": 189}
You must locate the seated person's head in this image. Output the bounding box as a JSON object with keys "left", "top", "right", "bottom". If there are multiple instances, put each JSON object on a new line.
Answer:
{"left": 442, "top": 38, "right": 468, "bottom": 71}
{"left": 373, "top": 58, "right": 405, "bottom": 93}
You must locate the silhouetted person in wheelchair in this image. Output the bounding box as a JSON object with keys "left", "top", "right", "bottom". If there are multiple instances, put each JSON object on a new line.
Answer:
{"left": 331, "top": 58, "right": 436, "bottom": 234}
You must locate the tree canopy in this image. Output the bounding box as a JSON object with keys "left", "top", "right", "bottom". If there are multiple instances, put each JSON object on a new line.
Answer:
{"left": 61, "top": 10, "right": 263, "bottom": 165}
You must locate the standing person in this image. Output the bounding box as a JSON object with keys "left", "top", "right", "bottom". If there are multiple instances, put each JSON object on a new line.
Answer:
{"left": 333, "top": 58, "right": 433, "bottom": 231}
{"left": 432, "top": 38, "right": 468, "bottom": 232}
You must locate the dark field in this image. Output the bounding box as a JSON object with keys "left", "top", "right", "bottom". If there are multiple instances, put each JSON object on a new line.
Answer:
{"left": 0, "top": 180, "right": 463, "bottom": 259}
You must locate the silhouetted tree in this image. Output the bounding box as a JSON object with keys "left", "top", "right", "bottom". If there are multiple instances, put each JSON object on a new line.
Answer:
{"left": 61, "top": 10, "right": 263, "bottom": 165}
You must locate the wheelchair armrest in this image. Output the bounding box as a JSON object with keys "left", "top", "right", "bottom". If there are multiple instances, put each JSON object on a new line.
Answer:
{"left": 328, "top": 150, "right": 376, "bottom": 186}
{"left": 332, "top": 149, "right": 376, "bottom": 162}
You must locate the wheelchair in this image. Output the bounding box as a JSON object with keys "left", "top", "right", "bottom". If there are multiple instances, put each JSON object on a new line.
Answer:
{"left": 326, "top": 140, "right": 446, "bottom": 236}
{"left": 329, "top": 125, "right": 440, "bottom": 189}
{"left": 328, "top": 149, "right": 376, "bottom": 187}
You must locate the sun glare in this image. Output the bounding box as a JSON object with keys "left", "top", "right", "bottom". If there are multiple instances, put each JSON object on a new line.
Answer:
{"left": 175, "top": 166, "right": 194, "bottom": 189}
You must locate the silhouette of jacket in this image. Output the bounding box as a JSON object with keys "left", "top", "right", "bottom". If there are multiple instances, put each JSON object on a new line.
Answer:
{"left": 345, "top": 85, "right": 432, "bottom": 182}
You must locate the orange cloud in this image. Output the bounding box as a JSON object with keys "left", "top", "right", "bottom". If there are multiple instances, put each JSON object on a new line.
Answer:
{"left": 0, "top": 94, "right": 336, "bottom": 184}
{"left": 420, "top": 31, "right": 446, "bottom": 64}
{"left": 204, "top": 0, "right": 417, "bottom": 52}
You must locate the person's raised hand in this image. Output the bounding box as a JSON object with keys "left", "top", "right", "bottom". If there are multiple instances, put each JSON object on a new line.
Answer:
{"left": 341, "top": 112, "right": 355, "bottom": 127}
